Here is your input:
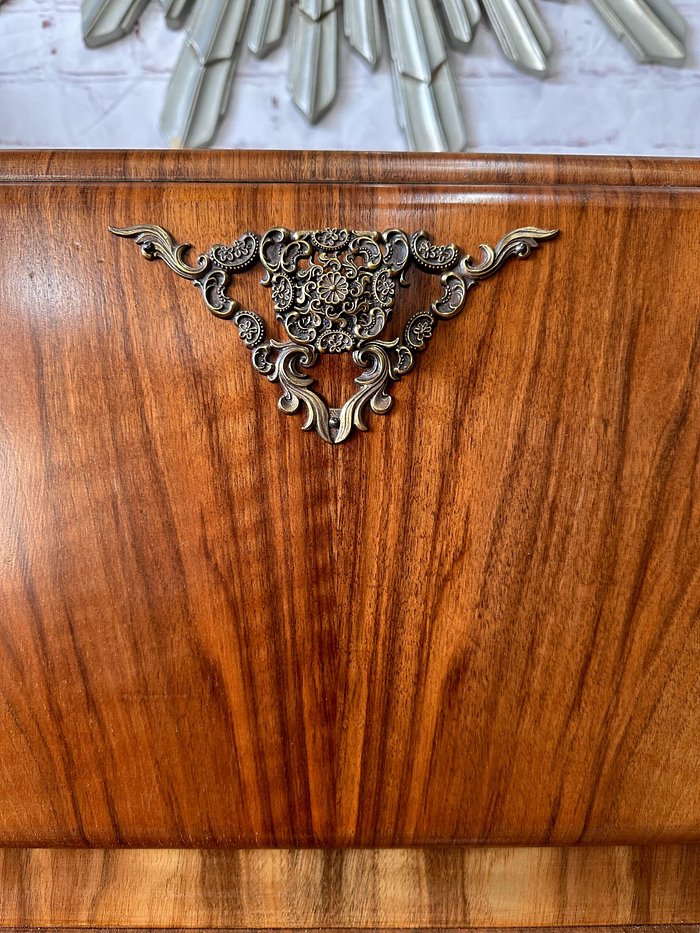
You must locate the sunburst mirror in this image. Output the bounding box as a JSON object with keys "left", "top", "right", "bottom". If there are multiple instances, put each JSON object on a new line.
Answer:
{"left": 82, "top": 0, "right": 687, "bottom": 150}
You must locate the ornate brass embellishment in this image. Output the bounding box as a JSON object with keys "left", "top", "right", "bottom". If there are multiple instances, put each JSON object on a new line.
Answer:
{"left": 258, "top": 227, "right": 413, "bottom": 354}
{"left": 110, "top": 223, "right": 558, "bottom": 444}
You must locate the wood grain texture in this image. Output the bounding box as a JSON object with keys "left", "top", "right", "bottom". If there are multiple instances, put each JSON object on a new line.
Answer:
{"left": 6, "top": 930, "right": 698, "bottom": 933}
{"left": 1, "top": 152, "right": 700, "bottom": 847}
{"left": 1, "top": 150, "right": 700, "bottom": 187}
{"left": 2, "top": 848, "right": 700, "bottom": 927}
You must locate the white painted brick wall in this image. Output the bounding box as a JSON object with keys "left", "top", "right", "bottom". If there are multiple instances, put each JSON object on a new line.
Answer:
{"left": 0, "top": 0, "right": 698, "bottom": 153}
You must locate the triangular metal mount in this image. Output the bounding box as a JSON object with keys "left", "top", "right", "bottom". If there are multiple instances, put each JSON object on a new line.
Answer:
{"left": 110, "top": 222, "right": 558, "bottom": 443}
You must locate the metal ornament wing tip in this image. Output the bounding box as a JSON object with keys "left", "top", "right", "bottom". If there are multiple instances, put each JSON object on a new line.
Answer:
{"left": 109, "top": 222, "right": 558, "bottom": 444}
{"left": 461, "top": 226, "right": 558, "bottom": 278}
{"left": 110, "top": 223, "right": 212, "bottom": 279}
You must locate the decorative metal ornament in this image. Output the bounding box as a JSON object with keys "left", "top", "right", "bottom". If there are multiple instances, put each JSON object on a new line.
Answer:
{"left": 110, "top": 222, "right": 557, "bottom": 443}
{"left": 82, "top": 0, "right": 687, "bottom": 152}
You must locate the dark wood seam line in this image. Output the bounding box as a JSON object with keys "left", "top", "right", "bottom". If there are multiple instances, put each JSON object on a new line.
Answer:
{"left": 0, "top": 180, "right": 699, "bottom": 194}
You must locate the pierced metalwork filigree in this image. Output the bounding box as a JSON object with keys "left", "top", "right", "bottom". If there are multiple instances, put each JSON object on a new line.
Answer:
{"left": 110, "top": 222, "right": 558, "bottom": 444}
{"left": 258, "top": 227, "right": 413, "bottom": 353}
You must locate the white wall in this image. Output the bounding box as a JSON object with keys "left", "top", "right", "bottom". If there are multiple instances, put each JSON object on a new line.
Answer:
{"left": 0, "top": 0, "right": 697, "bottom": 154}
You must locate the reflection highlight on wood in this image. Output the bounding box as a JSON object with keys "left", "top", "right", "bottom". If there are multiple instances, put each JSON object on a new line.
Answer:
{"left": 2, "top": 152, "right": 700, "bottom": 848}
{"left": 1, "top": 847, "right": 700, "bottom": 928}
{"left": 1, "top": 150, "right": 700, "bottom": 186}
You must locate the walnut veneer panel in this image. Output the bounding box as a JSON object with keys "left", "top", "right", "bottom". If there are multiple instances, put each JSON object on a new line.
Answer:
{"left": 2, "top": 848, "right": 700, "bottom": 927}
{"left": 1, "top": 152, "right": 700, "bottom": 846}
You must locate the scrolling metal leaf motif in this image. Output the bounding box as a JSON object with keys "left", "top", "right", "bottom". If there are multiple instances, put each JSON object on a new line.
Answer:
{"left": 110, "top": 223, "right": 558, "bottom": 444}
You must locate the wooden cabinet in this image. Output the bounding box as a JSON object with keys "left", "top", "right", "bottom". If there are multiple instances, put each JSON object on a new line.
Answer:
{"left": 1, "top": 150, "right": 700, "bottom": 926}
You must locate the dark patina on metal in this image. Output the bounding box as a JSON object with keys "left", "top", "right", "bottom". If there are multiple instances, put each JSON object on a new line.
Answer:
{"left": 110, "top": 223, "right": 558, "bottom": 444}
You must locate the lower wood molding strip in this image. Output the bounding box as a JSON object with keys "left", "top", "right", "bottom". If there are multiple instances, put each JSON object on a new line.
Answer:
{"left": 2, "top": 929, "right": 698, "bottom": 933}
{"left": 1, "top": 848, "right": 700, "bottom": 928}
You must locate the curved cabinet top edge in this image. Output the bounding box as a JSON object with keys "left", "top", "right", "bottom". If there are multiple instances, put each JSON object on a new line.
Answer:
{"left": 0, "top": 150, "right": 699, "bottom": 189}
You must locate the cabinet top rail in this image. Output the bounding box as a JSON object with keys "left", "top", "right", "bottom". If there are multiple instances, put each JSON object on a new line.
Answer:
{"left": 1, "top": 150, "right": 699, "bottom": 189}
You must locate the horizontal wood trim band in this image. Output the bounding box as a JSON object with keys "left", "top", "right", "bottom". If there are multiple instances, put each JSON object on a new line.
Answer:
{"left": 0, "top": 151, "right": 699, "bottom": 188}
{"left": 1, "top": 848, "right": 700, "bottom": 928}
{"left": 2, "top": 929, "right": 699, "bottom": 933}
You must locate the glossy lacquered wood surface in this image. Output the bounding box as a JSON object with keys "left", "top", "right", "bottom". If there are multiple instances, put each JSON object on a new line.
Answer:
{"left": 2, "top": 847, "right": 700, "bottom": 927}
{"left": 1, "top": 152, "right": 700, "bottom": 847}
{"left": 1, "top": 150, "right": 700, "bottom": 187}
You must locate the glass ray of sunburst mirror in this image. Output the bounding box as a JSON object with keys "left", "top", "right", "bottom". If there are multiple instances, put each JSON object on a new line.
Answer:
{"left": 81, "top": 0, "right": 687, "bottom": 151}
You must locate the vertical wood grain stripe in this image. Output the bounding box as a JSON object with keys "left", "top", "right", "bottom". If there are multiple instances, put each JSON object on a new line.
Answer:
{"left": 1, "top": 848, "right": 700, "bottom": 928}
